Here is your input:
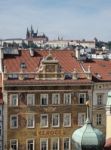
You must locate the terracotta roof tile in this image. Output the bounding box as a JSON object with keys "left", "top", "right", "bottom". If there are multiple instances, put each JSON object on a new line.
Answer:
{"left": 3, "top": 49, "right": 83, "bottom": 73}
{"left": 4, "top": 49, "right": 111, "bottom": 82}
{"left": 82, "top": 60, "right": 111, "bottom": 81}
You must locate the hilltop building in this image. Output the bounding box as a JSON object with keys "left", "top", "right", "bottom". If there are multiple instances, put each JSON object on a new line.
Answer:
{"left": 26, "top": 26, "right": 48, "bottom": 47}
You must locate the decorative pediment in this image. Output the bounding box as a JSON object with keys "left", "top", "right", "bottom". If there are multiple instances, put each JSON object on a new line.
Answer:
{"left": 43, "top": 51, "right": 59, "bottom": 63}
{"left": 35, "top": 51, "right": 64, "bottom": 80}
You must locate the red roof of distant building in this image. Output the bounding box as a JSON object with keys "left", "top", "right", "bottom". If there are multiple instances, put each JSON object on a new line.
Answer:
{"left": 82, "top": 60, "right": 111, "bottom": 81}
{"left": 104, "top": 138, "right": 111, "bottom": 149}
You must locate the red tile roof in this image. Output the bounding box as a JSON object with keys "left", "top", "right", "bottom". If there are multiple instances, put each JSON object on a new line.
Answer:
{"left": 82, "top": 60, "right": 111, "bottom": 81}
{"left": 3, "top": 49, "right": 111, "bottom": 83}
{"left": 3, "top": 50, "right": 82, "bottom": 73}
{"left": 104, "top": 138, "right": 111, "bottom": 149}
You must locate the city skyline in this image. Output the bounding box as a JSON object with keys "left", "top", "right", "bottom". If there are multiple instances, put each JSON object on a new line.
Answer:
{"left": 0, "top": 0, "right": 111, "bottom": 41}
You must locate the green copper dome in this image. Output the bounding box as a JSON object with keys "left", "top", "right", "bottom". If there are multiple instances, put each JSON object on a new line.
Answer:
{"left": 72, "top": 104, "right": 105, "bottom": 150}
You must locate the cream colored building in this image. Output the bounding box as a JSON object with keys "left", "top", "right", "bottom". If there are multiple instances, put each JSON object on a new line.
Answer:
{"left": 46, "top": 40, "right": 95, "bottom": 49}
{"left": 92, "top": 83, "right": 110, "bottom": 134}
{"left": 106, "top": 91, "right": 111, "bottom": 139}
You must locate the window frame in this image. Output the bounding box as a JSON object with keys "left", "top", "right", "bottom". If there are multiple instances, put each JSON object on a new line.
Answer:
{"left": 63, "top": 113, "right": 71, "bottom": 127}
{"left": 27, "top": 114, "right": 35, "bottom": 128}
{"left": 79, "top": 93, "right": 86, "bottom": 104}
{"left": 96, "top": 113, "right": 102, "bottom": 125}
{"left": 78, "top": 113, "right": 86, "bottom": 126}
{"left": 10, "top": 139, "right": 18, "bottom": 150}
{"left": 40, "top": 114, "right": 48, "bottom": 128}
{"left": 0, "top": 141, "right": 2, "bottom": 150}
{"left": 0, "top": 124, "right": 2, "bottom": 137}
{"left": 10, "top": 115, "right": 18, "bottom": 129}
{"left": 40, "top": 138, "right": 48, "bottom": 150}
{"left": 63, "top": 137, "right": 71, "bottom": 150}
{"left": 52, "top": 93, "right": 60, "bottom": 105}
{"left": 27, "top": 94, "right": 35, "bottom": 106}
{"left": 40, "top": 94, "right": 48, "bottom": 106}
{"left": 64, "top": 93, "right": 71, "bottom": 105}
{"left": 97, "top": 94, "right": 103, "bottom": 105}
{"left": 52, "top": 113, "right": 60, "bottom": 127}
{"left": 26, "top": 139, "right": 35, "bottom": 150}
{"left": 0, "top": 107, "right": 2, "bottom": 118}
{"left": 51, "top": 138, "right": 59, "bottom": 150}
{"left": 10, "top": 94, "right": 18, "bottom": 107}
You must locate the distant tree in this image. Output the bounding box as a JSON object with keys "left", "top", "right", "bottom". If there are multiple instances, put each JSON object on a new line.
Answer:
{"left": 107, "top": 41, "right": 111, "bottom": 49}
{"left": 3, "top": 42, "right": 7, "bottom": 47}
{"left": 22, "top": 41, "right": 28, "bottom": 48}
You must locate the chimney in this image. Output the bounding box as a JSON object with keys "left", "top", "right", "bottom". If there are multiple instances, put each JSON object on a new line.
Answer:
{"left": 29, "top": 48, "right": 34, "bottom": 57}
{"left": 75, "top": 47, "right": 80, "bottom": 60}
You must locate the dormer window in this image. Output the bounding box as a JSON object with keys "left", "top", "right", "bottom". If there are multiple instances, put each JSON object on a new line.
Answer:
{"left": 20, "top": 62, "right": 26, "bottom": 68}
{"left": 64, "top": 73, "right": 72, "bottom": 80}
{"left": 8, "top": 74, "right": 18, "bottom": 79}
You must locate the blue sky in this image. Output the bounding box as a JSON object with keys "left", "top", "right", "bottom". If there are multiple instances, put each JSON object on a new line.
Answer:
{"left": 0, "top": 0, "right": 111, "bottom": 41}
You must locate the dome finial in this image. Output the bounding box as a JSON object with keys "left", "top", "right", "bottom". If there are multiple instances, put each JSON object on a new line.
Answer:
{"left": 85, "top": 100, "right": 91, "bottom": 124}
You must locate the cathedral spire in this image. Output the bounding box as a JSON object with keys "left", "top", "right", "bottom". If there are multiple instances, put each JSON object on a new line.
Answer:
{"left": 26, "top": 27, "right": 30, "bottom": 39}
{"left": 31, "top": 25, "right": 34, "bottom": 37}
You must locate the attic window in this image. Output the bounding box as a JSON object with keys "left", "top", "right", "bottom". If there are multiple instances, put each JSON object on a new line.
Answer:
{"left": 20, "top": 62, "right": 26, "bottom": 68}
{"left": 8, "top": 74, "right": 18, "bottom": 79}
{"left": 64, "top": 73, "right": 72, "bottom": 80}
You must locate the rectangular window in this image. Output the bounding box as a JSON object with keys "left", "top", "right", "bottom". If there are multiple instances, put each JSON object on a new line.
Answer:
{"left": 40, "top": 94, "right": 48, "bottom": 106}
{"left": 0, "top": 124, "right": 2, "bottom": 137}
{"left": 52, "top": 113, "right": 60, "bottom": 127}
{"left": 27, "top": 114, "right": 35, "bottom": 128}
{"left": 51, "top": 138, "right": 59, "bottom": 150}
{"left": 96, "top": 114, "right": 102, "bottom": 125}
{"left": 40, "top": 138, "right": 48, "bottom": 150}
{"left": 10, "top": 139, "right": 18, "bottom": 150}
{"left": 10, "top": 115, "right": 18, "bottom": 128}
{"left": 0, "top": 107, "right": 2, "bottom": 116}
{"left": 63, "top": 138, "right": 70, "bottom": 150}
{"left": 0, "top": 141, "right": 2, "bottom": 150}
{"left": 40, "top": 114, "right": 48, "bottom": 128}
{"left": 27, "top": 94, "right": 35, "bottom": 106}
{"left": 10, "top": 94, "right": 18, "bottom": 106}
{"left": 78, "top": 113, "right": 86, "bottom": 126}
{"left": 97, "top": 94, "right": 103, "bottom": 105}
{"left": 26, "top": 139, "right": 34, "bottom": 150}
{"left": 64, "top": 93, "right": 71, "bottom": 104}
{"left": 52, "top": 93, "right": 60, "bottom": 105}
{"left": 79, "top": 93, "right": 86, "bottom": 104}
{"left": 63, "top": 113, "right": 71, "bottom": 127}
